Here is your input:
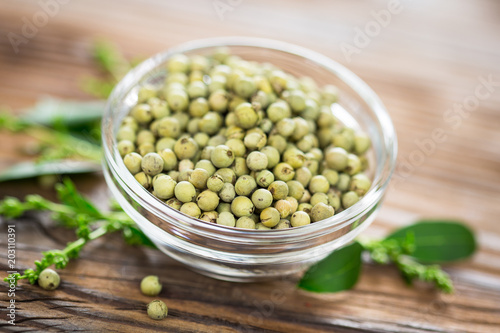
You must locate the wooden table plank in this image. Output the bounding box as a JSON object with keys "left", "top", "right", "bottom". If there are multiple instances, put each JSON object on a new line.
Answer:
{"left": 1, "top": 0, "right": 499, "bottom": 332}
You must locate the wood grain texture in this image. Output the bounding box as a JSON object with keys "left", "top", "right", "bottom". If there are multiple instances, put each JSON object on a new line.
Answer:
{"left": 1, "top": 0, "right": 499, "bottom": 332}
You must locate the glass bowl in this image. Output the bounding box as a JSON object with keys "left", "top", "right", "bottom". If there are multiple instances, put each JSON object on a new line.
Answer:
{"left": 102, "top": 37, "right": 397, "bottom": 282}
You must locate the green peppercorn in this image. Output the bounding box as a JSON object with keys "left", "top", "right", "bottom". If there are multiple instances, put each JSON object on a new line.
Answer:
{"left": 141, "top": 153, "right": 164, "bottom": 176}
{"left": 199, "top": 112, "right": 222, "bottom": 135}
{"left": 187, "top": 81, "right": 208, "bottom": 99}
{"left": 236, "top": 216, "right": 256, "bottom": 229}
{"left": 308, "top": 175, "right": 330, "bottom": 194}
{"left": 256, "top": 169, "right": 274, "bottom": 187}
{"left": 38, "top": 268, "right": 60, "bottom": 290}
{"left": 135, "top": 172, "right": 152, "bottom": 189}
{"left": 217, "top": 211, "right": 236, "bottom": 227}
{"left": 282, "top": 148, "right": 305, "bottom": 169}
{"left": 310, "top": 192, "right": 329, "bottom": 206}
{"left": 342, "top": 191, "right": 359, "bottom": 209}
{"left": 117, "top": 126, "right": 136, "bottom": 143}
{"left": 188, "top": 168, "right": 209, "bottom": 190}
{"left": 137, "top": 142, "right": 154, "bottom": 156}
{"left": 117, "top": 140, "right": 135, "bottom": 157}
{"left": 260, "top": 207, "right": 280, "bottom": 228}
{"left": 207, "top": 174, "right": 224, "bottom": 192}
{"left": 286, "top": 196, "right": 298, "bottom": 214}
{"left": 174, "top": 137, "right": 199, "bottom": 160}
{"left": 147, "top": 300, "right": 168, "bottom": 320}
{"left": 153, "top": 175, "right": 177, "bottom": 200}
{"left": 155, "top": 137, "right": 175, "bottom": 151}
{"left": 311, "top": 202, "right": 335, "bottom": 222}
{"left": 131, "top": 104, "right": 153, "bottom": 124}
{"left": 197, "top": 190, "right": 220, "bottom": 212}
{"left": 225, "top": 139, "right": 246, "bottom": 157}
{"left": 246, "top": 151, "right": 268, "bottom": 171}
{"left": 121, "top": 116, "right": 138, "bottom": 131}
{"left": 300, "top": 189, "right": 312, "bottom": 203}
{"left": 251, "top": 189, "right": 273, "bottom": 210}
{"left": 211, "top": 145, "right": 235, "bottom": 168}
{"left": 157, "top": 117, "right": 181, "bottom": 139}
{"left": 267, "top": 134, "right": 287, "bottom": 154}
{"left": 208, "top": 74, "right": 227, "bottom": 93}
{"left": 230, "top": 196, "right": 254, "bottom": 217}
{"left": 266, "top": 101, "right": 290, "bottom": 123}
{"left": 166, "top": 197, "right": 182, "bottom": 210}
{"left": 345, "top": 153, "right": 362, "bottom": 175}
{"left": 298, "top": 203, "right": 313, "bottom": 215}
{"left": 178, "top": 159, "right": 194, "bottom": 173}
{"left": 273, "top": 163, "right": 295, "bottom": 182}
{"left": 274, "top": 199, "right": 292, "bottom": 218}
{"left": 234, "top": 103, "right": 259, "bottom": 129}
{"left": 124, "top": 152, "right": 143, "bottom": 175}
{"left": 255, "top": 222, "right": 271, "bottom": 230}
{"left": 199, "top": 146, "right": 214, "bottom": 161}
{"left": 287, "top": 90, "right": 307, "bottom": 112}
{"left": 219, "top": 183, "right": 236, "bottom": 203}
{"left": 234, "top": 175, "right": 257, "bottom": 196}
{"left": 215, "top": 168, "right": 236, "bottom": 184}
{"left": 232, "top": 157, "right": 249, "bottom": 177}
{"left": 327, "top": 190, "right": 341, "bottom": 211}
{"left": 290, "top": 211, "right": 311, "bottom": 227}
{"left": 325, "top": 147, "right": 348, "bottom": 171}
{"left": 208, "top": 89, "right": 229, "bottom": 112}
{"left": 140, "top": 275, "right": 162, "bottom": 296}
{"left": 274, "top": 218, "right": 291, "bottom": 229}
{"left": 149, "top": 97, "right": 170, "bottom": 119}
{"left": 168, "top": 53, "right": 190, "bottom": 73}
{"left": 180, "top": 202, "right": 201, "bottom": 218}
{"left": 244, "top": 132, "right": 267, "bottom": 151}
{"left": 200, "top": 211, "right": 219, "bottom": 223}
{"left": 174, "top": 181, "right": 197, "bottom": 203}
{"left": 336, "top": 173, "right": 351, "bottom": 192}
{"left": 268, "top": 181, "right": 289, "bottom": 200}
{"left": 286, "top": 180, "right": 305, "bottom": 201}
{"left": 349, "top": 173, "right": 371, "bottom": 196}
{"left": 234, "top": 76, "right": 257, "bottom": 98}
{"left": 195, "top": 160, "right": 216, "bottom": 176}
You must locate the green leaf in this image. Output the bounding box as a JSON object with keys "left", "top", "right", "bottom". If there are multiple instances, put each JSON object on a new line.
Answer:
{"left": 123, "top": 225, "right": 156, "bottom": 248}
{"left": 0, "top": 160, "right": 101, "bottom": 182}
{"left": 21, "top": 97, "right": 105, "bottom": 127}
{"left": 55, "top": 179, "right": 102, "bottom": 219}
{"left": 386, "top": 220, "right": 476, "bottom": 263}
{"left": 298, "top": 242, "right": 363, "bottom": 293}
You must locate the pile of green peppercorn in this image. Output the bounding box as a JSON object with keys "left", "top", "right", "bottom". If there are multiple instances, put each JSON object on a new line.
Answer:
{"left": 118, "top": 48, "right": 372, "bottom": 230}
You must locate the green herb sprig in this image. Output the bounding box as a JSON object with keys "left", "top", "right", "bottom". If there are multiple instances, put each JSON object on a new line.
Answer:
{"left": 299, "top": 221, "right": 476, "bottom": 294}
{"left": 81, "top": 40, "right": 133, "bottom": 99}
{"left": 2, "top": 179, "right": 154, "bottom": 286}
{"left": 0, "top": 111, "right": 101, "bottom": 163}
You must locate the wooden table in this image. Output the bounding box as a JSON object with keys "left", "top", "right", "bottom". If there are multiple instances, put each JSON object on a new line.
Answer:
{"left": 1, "top": 0, "right": 499, "bottom": 332}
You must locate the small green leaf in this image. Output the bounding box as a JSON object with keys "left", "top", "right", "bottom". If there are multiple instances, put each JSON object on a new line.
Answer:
{"left": 298, "top": 242, "right": 363, "bottom": 293}
{"left": 21, "top": 97, "right": 105, "bottom": 127}
{"left": 386, "top": 220, "right": 476, "bottom": 263}
{"left": 0, "top": 160, "right": 101, "bottom": 182}
{"left": 56, "top": 179, "right": 102, "bottom": 219}
{"left": 123, "top": 225, "right": 156, "bottom": 248}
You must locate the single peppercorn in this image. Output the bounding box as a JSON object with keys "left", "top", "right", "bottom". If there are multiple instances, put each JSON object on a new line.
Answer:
{"left": 140, "top": 275, "right": 162, "bottom": 296}
{"left": 38, "top": 268, "right": 60, "bottom": 290}
{"left": 147, "top": 300, "right": 168, "bottom": 320}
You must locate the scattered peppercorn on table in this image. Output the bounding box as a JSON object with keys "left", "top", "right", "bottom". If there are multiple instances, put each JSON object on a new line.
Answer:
{"left": 1, "top": 1, "right": 500, "bottom": 332}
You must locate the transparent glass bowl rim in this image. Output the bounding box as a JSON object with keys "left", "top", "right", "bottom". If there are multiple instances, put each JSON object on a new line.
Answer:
{"left": 102, "top": 36, "right": 398, "bottom": 240}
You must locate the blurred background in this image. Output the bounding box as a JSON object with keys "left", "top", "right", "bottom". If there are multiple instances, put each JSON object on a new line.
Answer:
{"left": 0, "top": 0, "right": 499, "bottom": 331}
